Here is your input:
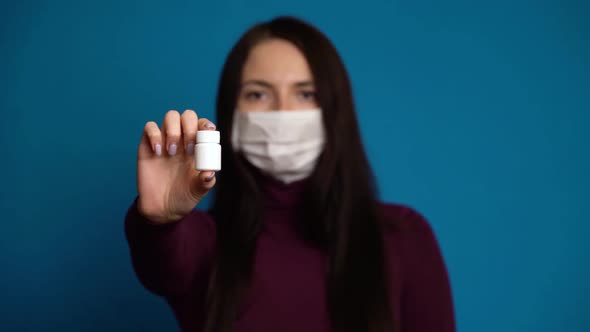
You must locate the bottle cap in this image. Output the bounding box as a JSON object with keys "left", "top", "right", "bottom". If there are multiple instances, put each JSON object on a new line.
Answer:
{"left": 196, "top": 130, "right": 220, "bottom": 143}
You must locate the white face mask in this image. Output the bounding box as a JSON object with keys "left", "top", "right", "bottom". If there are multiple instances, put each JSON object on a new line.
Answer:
{"left": 231, "top": 109, "right": 326, "bottom": 184}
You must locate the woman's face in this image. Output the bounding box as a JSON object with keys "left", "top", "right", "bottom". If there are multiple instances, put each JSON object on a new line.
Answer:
{"left": 237, "top": 38, "right": 318, "bottom": 112}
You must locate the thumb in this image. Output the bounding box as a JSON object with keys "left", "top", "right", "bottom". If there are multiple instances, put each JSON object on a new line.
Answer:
{"left": 189, "top": 170, "right": 216, "bottom": 202}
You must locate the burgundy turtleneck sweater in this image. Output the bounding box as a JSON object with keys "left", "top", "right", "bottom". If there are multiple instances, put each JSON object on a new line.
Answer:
{"left": 124, "top": 172, "right": 455, "bottom": 332}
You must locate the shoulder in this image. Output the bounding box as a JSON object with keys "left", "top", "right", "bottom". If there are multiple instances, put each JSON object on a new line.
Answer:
{"left": 377, "top": 203, "right": 456, "bottom": 330}
{"left": 376, "top": 201, "right": 444, "bottom": 258}
{"left": 377, "top": 201, "right": 450, "bottom": 282}
{"left": 377, "top": 201, "right": 434, "bottom": 235}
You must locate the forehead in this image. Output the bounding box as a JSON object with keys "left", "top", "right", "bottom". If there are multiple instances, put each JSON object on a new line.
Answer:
{"left": 241, "top": 38, "right": 314, "bottom": 83}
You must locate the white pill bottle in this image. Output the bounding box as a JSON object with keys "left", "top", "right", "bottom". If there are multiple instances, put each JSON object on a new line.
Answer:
{"left": 195, "top": 130, "right": 221, "bottom": 171}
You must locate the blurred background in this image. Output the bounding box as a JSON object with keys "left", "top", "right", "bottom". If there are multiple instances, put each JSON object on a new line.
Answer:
{"left": 1, "top": 0, "right": 588, "bottom": 331}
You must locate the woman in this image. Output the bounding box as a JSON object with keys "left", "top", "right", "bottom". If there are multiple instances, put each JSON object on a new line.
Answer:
{"left": 125, "top": 16, "right": 455, "bottom": 332}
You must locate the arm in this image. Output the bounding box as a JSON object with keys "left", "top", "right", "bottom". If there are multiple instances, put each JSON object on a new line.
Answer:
{"left": 400, "top": 208, "right": 456, "bottom": 332}
{"left": 124, "top": 197, "right": 216, "bottom": 297}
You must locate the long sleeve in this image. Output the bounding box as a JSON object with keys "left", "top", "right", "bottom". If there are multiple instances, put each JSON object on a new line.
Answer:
{"left": 399, "top": 208, "right": 456, "bottom": 332}
{"left": 124, "top": 197, "right": 216, "bottom": 298}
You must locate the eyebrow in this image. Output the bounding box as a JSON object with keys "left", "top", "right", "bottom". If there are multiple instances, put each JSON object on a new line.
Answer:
{"left": 241, "top": 80, "right": 315, "bottom": 88}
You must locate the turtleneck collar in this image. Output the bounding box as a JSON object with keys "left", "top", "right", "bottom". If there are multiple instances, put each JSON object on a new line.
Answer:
{"left": 248, "top": 165, "right": 310, "bottom": 210}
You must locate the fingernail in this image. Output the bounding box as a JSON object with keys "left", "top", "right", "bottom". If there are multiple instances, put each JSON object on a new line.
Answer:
{"left": 205, "top": 172, "right": 216, "bottom": 182}
{"left": 205, "top": 122, "right": 216, "bottom": 129}
{"left": 155, "top": 144, "right": 162, "bottom": 156}
{"left": 186, "top": 143, "right": 194, "bottom": 155}
{"left": 168, "top": 143, "right": 177, "bottom": 156}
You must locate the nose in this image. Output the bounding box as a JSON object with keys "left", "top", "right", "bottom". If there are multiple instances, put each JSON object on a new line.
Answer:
{"left": 275, "top": 90, "right": 297, "bottom": 111}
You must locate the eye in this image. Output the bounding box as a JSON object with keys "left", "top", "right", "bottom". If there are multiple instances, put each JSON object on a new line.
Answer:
{"left": 244, "top": 91, "right": 266, "bottom": 101}
{"left": 298, "top": 90, "right": 316, "bottom": 101}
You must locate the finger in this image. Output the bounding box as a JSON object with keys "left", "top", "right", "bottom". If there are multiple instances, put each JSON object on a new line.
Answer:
{"left": 163, "top": 110, "right": 181, "bottom": 156}
{"left": 143, "top": 121, "right": 162, "bottom": 156}
{"left": 181, "top": 109, "right": 198, "bottom": 155}
{"left": 198, "top": 118, "right": 216, "bottom": 131}
{"left": 189, "top": 170, "right": 216, "bottom": 201}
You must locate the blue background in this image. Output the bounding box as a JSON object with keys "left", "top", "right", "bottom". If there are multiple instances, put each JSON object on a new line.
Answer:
{"left": 2, "top": 0, "right": 588, "bottom": 331}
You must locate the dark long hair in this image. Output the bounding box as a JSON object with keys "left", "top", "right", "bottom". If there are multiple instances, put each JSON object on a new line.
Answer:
{"left": 207, "top": 16, "right": 394, "bottom": 332}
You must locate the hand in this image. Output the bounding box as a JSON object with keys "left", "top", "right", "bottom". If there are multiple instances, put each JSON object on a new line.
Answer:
{"left": 136, "top": 109, "right": 217, "bottom": 224}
